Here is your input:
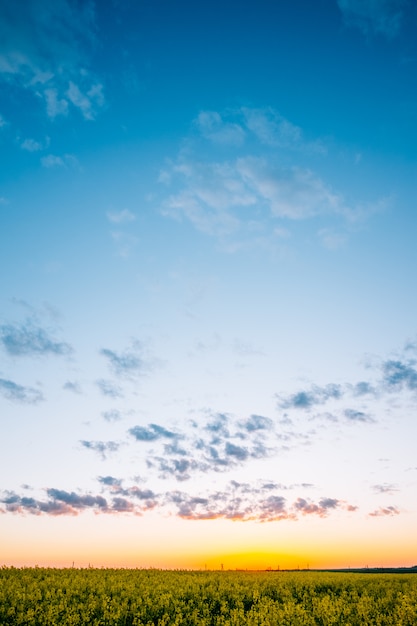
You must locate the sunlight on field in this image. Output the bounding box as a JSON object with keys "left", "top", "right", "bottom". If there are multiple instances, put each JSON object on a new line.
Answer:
{"left": 1, "top": 568, "right": 417, "bottom": 625}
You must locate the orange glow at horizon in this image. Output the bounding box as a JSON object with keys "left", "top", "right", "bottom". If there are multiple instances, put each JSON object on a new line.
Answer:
{"left": 1, "top": 511, "right": 416, "bottom": 571}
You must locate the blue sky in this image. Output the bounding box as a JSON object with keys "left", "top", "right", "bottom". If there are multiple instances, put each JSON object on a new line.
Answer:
{"left": 1, "top": 0, "right": 417, "bottom": 569}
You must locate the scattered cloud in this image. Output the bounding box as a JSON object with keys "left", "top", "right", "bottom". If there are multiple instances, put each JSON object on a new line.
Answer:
{"left": 63, "top": 380, "right": 82, "bottom": 394}
{"left": 66, "top": 80, "right": 104, "bottom": 120}
{"left": 21, "top": 138, "right": 43, "bottom": 152}
{"left": 195, "top": 110, "right": 246, "bottom": 146}
{"left": 240, "top": 414, "right": 273, "bottom": 433}
{"left": 369, "top": 505, "right": 401, "bottom": 517}
{"left": 0, "top": 378, "right": 44, "bottom": 404}
{"left": 275, "top": 348, "right": 417, "bottom": 426}
{"left": 343, "top": 408, "right": 374, "bottom": 423}
{"left": 102, "top": 409, "right": 123, "bottom": 422}
{"left": 241, "top": 107, "right": 325, "bottom": 154}
{"left": 372, "top": 483, "right": 399, "bottom": 494}
{"left": 0, "top": 319, "right": 72, "bottom": 357}
{"left": 129, "top": 423, "right": 180, "bottom": 442}
{"left": 166, "top": 482, "right": 355, "bottom": 522}
{"left": 110, "top": 231, "right": 139, "bottom": 258}
{"left": 0, "top": 0, "right": 105, "bottom": 121}
{"left": 293, "top": 497, "right": 339, "bottom": 518}
{"left": 41, "top": 153, "right": 79, "bottom": 168}
{"left": 277, "top": 384, "right": 343, "bottom": 410}
{"left": 337, "top": 0, "right": 407, "bottom": 38}
{"left": 0, "top": 479, "right": 356, "bottom": 522}
{"left": 100, "top": 339, "right": 149, "bottom": 379}
{"left": 136, "top": 412, "right": 278, "bottom": 481}
{"left": 95, "top": 379, "right": 123, "bottom": 398}
{"left": 80, "top": 440, "right": 121, "bottom": 460}
{"left": 382, "top": 359, "right": 417, "bottom": 391}
{"left": 106, "top": 209, "right": 136, "bottom": 223}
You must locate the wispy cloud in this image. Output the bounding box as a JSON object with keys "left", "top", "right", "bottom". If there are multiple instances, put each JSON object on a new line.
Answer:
{"left": 343, "top": 408, "right": 373, "bottom": 423}
{"left": 95, "top": 379, "right": 123, "bottom": 398}
{"left": 337, "top": 0, "right": 407, "bottom": 38}
{"left": 41, "top": 153, "right": 79, "bottom": 169}
{"left": 194, "top": 111, "right": 246, "bottom": 146}
{"left": 0, "top": 319, "right": 72, "bottom": 357}
{"left": 102, "top": 409, "right": 123, "bottom": 422}
{"left": 106, "top": 209, "right": 136, "bottom": 223}
{"left": 63, "top": 380, "right": 82, "bottom": 394}
{"left": 369, "top": 505, "right": 400, "bottom": 517}
{"left": 80, "top": 440, "right": 121, "bottom": 460}
{"left": 0, "top": 0, "right": 105, "bottom": 121}
{"left": 158, "top": 106, "right": 376, "bottom": 250}
{"left": 0, "top": 378, "right": 44, "bottom": 404}
{"left": 21, "top": 137, "right": 44, "bottom": 152}
{"left": 372, "top": 483, "right": 399, "bottom": 494}
{"left": 100, "top": 339, "right": 152, "bottom": 379}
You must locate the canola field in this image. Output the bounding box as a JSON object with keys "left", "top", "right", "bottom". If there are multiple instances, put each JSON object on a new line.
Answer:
{"left": 1, "top": 567, "right": 417, "bottom": 625}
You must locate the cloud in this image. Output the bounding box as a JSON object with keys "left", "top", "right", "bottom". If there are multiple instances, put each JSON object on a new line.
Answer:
{"left": 80, "top": 440, "right": 120, "bottom": 460}
{"left": 0, "top": 378, "right": 44, "bottom": 404}
{"left": 100, "top": 340, "right": 149, "bottom": 379}
{"left": 277, "top": 384, "right": 343, "bottom": 410}
{"left": 0, "top": 0, "right": 105, "bottom": 120}
{"left": 102, "top": 409, "right": 123, "bottom": 422}
{"left": 337, "top": 0, "right": 407, "bottom": 38}
{"left": 129, "top": 423, "right": 179, "bottom": 442}
{"left": 161, "top": 156, "right": 346, "bottom": 241}
{"left": 293, "top": 497, "right": 340, "bottom": 517}
{"left": 63, "top": 380, "right": 82, "bottom": 394}
{"left": 241, "top": 107, "right": 326, "bottom": 153}
{"left": 0, "top": 488, "right": 131, "bottom": 516}
{"left": 343, "top": 408, "right": 373, "bottom": 423}
{"left": 195, "top": 111, "right": 246, "bottom": 145}
{"left": 95, "top": 379, "right": 123, "bottom": 398}
{"left": 21, "top": 138, "right": 43, "bottom": 152}
{"left": 0, "top": 320, "right": 72, "bottom": 357}
{"left": 97, "top": 477, "right": 158, "bottom": 507}
{"left": 141, "top": 412, "right": 278, "bottom": 481}
{"left": 369, "top": 505, "right": 400, "bottom": 517}
{"left": 98, "top": 475, "right": 123, "bottom": 488}
{"left": 157, "top": 105, "right": 377, "bottom": 252}
{"left": 110, "top": 231, "right": 139, "bottom": 258}
{"left": 66, "top": 80, "right": 104, "bottom": 120}
{"left": 106, "top": 209, "right": 136, "bottom": 223}
{"left": 166, "top": 483, "right": 353, "bottom": 522}
{"left": 41, "top": 153, "right": 79, "bottom": 168}
{"left": 240, "top": 414, "right": 273, "bottom": 432}
{"left": 372, "top": 483, "right": 399, "bottom": 494}
{"left": 1, "top": 480, "right": 356, "bottom": 522}
{"left": 382, "top": 359, "right": 417, "bottom": 391}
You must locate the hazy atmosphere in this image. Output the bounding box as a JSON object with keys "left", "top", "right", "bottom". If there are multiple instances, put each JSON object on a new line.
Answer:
{"left": 1, "top": 0, "right": 417, "bottom": 570}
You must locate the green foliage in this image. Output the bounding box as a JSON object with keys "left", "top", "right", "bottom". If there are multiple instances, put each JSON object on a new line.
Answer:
{"left": 0, "top": 567, "right": 416, "bottom": 625}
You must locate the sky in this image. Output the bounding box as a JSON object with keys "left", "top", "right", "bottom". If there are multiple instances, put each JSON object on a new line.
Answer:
{"left": 0, "top": 0, "right": 417, "bottom": 571}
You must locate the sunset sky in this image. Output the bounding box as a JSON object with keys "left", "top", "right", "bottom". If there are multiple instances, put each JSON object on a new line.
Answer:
{"left": 1, "top": 0, "right": 417, "bottom": 570}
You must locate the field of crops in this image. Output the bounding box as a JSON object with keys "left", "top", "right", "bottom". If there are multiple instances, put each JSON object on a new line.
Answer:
{"left": 1, "top": 567, "right": 417, "bottom": 625}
